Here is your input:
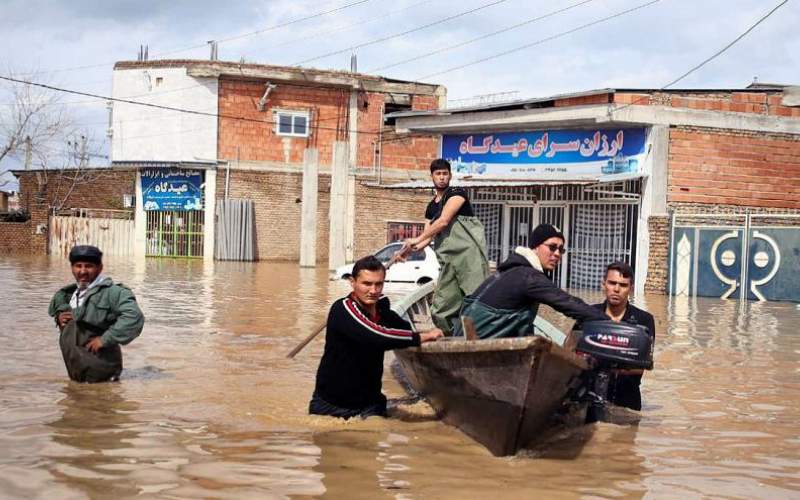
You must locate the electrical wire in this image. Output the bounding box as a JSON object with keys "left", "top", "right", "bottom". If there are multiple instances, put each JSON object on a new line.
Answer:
{"left": 610, "top": 0, "right": 790, "bottom": 113}
{"left": 17, "top": 0, "right": 377, "bottom": 76}
{"left": 292, "top": 0, "right": 510, "bottom": 65}
{"left": 417, "top": 0, "right": 661, "bottom": 80}
{"left": 366, "top": 0, "right": 596, "bottom": 73}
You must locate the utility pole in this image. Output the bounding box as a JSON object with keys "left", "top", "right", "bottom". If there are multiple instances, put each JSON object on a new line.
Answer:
{"left": 24, "top": 135, "right": 31, "bottom": 170}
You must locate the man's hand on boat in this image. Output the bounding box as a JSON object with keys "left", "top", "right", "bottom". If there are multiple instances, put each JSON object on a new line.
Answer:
{"left": 420, "top": 328, "right": 444, "bottom": 343}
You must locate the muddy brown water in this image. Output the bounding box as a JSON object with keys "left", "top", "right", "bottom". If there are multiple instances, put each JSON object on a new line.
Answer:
{"left": 1, "top": 255, "right": 799, "bottom": 499}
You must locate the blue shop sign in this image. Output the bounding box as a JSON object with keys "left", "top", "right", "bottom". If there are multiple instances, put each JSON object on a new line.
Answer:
{"left": 441, "top": 128, "right": 647, "bottom": 178}
{"left": 141, "top": 168, "right": 203, "bottom": 211}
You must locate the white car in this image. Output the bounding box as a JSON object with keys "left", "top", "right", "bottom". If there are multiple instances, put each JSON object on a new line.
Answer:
{"left": 333, "top": 242, "right": 440, "bottom": 284}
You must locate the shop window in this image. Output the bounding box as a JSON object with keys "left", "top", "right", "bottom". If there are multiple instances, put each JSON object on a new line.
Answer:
{"left": 275, "top": 110, "right": 310, "bottom": 137}
{"left": 387, "top": 221, "right": 425, "bottom": 244}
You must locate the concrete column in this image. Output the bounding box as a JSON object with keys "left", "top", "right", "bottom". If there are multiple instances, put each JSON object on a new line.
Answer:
{"left": 345, "top": 175, "right": 356, "bottom": 262}
{"left": 300, "top": 148, "right": 319, "bottom": 267}
{"left": 635, "top": 125, "right": 669, "bottom": 296}
{"left": 134, "top": 170, "right": 146, "bottom": 258}
{"left": 346, "top": 90, "right": 359, "bottom": 262}
{"left": 203, "top": 168, "right": 216, "bottom": 262}
{"left": 348, "top": 90, "right": 359, "bottom": 168}
{"left": 329, "top": 141, "right": 349, "bottom": 271}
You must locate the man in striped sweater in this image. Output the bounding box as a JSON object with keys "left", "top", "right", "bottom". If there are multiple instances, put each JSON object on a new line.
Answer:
{"left": 310, "top": 255, "right": 443, "bottom": 419}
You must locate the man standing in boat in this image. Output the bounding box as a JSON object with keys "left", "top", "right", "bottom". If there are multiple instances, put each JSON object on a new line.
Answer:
{"left": 574, "top": 262, "right": 656, "bottom": 411}
{"left": 397, "top": 158, "right": 489, "bottom": 336}
{"left": 458, "top": 223, "right": 607, "bottom": 339}
{"left": 309, "top": 255, "right": 443, "bottom": 419}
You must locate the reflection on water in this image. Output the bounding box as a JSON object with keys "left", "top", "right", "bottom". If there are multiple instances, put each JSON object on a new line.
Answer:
{"left": 1, "top": 255, "right": 799, "bottom": 498}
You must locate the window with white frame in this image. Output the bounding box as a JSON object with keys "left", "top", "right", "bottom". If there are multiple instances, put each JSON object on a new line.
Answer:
{"left": 274, "top": 110, "right": 310, "bottom": 137}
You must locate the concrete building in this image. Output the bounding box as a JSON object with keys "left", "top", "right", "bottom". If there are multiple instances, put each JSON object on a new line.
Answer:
{"left": 386, "top": 85, "right": 800, "bottom": 299}
{"left": 109, "top": 60, "right": 445, "bottom": 264}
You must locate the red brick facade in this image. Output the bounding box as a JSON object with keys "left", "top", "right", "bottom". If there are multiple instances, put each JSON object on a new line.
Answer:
{"left": 217, "top": 78, "right": 442, "bottom": 171}
{"left": 667, "top": 127, "right": 800, "bottom": 208}
{"left": 0, "top": 169, "right": 136, "bottom": 255}
{"left": 216, "top": 168, "right": 430, "bottom": 262}
{"left": 614, "top": 91, "right": 800, "bottom": 118}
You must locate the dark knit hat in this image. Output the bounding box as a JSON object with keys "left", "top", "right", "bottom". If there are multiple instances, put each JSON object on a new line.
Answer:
{"left": 530, "top": 224, "right": 565, "bottom": 248}
{"left": 69, "top": 245, "right": 103, "bottom": 265}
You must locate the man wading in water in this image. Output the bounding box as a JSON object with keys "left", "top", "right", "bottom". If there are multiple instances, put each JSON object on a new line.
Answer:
{"left": 397, "top": 158, "right": 489, "bottom": 335}
{"left": 309, "top": 256, "right": 443, "bottom": 419}
{"left": 48, "top": 245, "right": 144, "bottom": 383}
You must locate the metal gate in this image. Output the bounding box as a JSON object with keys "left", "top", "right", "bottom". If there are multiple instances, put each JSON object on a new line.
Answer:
{"left": 50, "top": 209, "right": 134, "bottom": 257}
{"left": 472, "top": 203, "right": 503, "bottom": 264}
{"left": 567, "top": 203, "right": 638, "bottom": 289}
{"left": 145, "top": 210, "right": 204, "bottom": 258}
{"left": 215, "top": 199, "right": 255, "bottom": 261}
{"left": 669, "top": 213, "right": 800, "bottom": 301}
{"left": 537, "top": 204, "right": 566, "bottom": 286}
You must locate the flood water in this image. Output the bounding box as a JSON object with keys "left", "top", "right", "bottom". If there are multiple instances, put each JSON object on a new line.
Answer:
{"left": 1, "top": 255, "right": 799, "bottom": 499}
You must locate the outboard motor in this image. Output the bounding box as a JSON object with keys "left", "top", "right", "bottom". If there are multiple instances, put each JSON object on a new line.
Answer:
{"left": 570, "top": 320, "right": 654, "bottom": 421}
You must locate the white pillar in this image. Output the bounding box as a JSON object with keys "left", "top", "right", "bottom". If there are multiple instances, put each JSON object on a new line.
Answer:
{"left": 635, "top": 125, "right": 669, "bottom": 296}
{"left": 329, "top": 141, "right": 349, "bottom": 271}
{"left": 134, "top": 170, "right": 146, "bottom": 259}
{"left": 346, "top": 90, "right": 359, "bottom": 263}
{"left": 300, "top": 148, "right": 319, "bottom": 267}
{"left": 203, "top": 168, "right": 217, "bottom": 262}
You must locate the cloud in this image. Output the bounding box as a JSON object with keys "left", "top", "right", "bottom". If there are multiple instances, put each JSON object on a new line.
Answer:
{"left": 0, "top": 0, "right": 796, "bottom": 184}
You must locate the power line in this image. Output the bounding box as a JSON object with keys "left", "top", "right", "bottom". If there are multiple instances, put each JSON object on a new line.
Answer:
{"left": 18, "top": 0, "right": 377, "bottom": 77}
{"left": 663, "top": 0, "right": 788, "bottom": 91}
{"left": 417, "top": 0, "right": 661, "bottom": 80}
{"left": 610, "top": 0, "right": 790, "bottom": 114}
{"left": 159, "top": 0, "right": 377, "bottom": 57}
{"left": 293, "top": 0, "right": 510, "bottom": 65}
{"left": 270, "top": 0, "right": 436, "bottom": 54}
{"left": 0, "top": 74, "right": 388, "bottom": 138}
{"left": 366, "top": 0, "right": 596, "bottom": 73}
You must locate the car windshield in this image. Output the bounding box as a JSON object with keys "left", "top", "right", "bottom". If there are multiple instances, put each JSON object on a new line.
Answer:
{"left": 373, "top": 243, "right": 426, "bottom": 262}
{"left": 374, "top": 243, "right": 402, "bottom": 262}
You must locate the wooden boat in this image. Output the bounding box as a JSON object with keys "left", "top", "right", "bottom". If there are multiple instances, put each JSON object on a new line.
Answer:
{"left": 391, "top": 282, "right": 590, "bottom": 457}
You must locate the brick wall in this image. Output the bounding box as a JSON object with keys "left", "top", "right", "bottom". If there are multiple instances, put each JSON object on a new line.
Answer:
{"left": 0, "top": 222, "right": 33, "bottom": 254}
{"left": 8, "top": 168, "right": 136, "bottom": 255}
{"left": 217, "top": 81, "right": 403, "bottom": 170}
{"left": 353, "top": 184, "right": 431, "bottom": 258}
{"left": 216, "top": 169, "right": 331, "bottom": 261}
{"left": 614, "top": 90, "right": 800, "bottom": 117}
{"left": 667, "top": 127, "right": 800, "bottom": 208}
{"left": 644, "top": 215, "right": 670, "bottom": 294}
{"left": 218, "top": 78, "right": 442, "bottom": 174}
{"left": 217, "top": 168, "right": 431, "bottom": 262}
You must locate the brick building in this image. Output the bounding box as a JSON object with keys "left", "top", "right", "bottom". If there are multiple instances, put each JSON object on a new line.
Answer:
{"left": 0, "top": 168, "right": 136, "bottom": 255}
{"left": 109, "top": 60, "right": 445, "bottom": 264}
{"left": 387, "top": 84, "right": 800, "bottom": 298}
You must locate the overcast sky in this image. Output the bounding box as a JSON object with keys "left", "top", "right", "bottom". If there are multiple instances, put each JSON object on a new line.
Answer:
{"left": 1, "top": 0, "right": 798, "bottom": 186}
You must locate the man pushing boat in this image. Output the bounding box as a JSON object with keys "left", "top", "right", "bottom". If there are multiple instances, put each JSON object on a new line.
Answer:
{"left": 397, "top": 158, "right": 489, "bottom": 336}
{"left": 309, "top": 255, "right": 443, "bottom": 419}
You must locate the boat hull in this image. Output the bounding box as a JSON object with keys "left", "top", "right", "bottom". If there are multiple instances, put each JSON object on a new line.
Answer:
{"left": 391, "top": 282, "right": 588, "bottom": 456}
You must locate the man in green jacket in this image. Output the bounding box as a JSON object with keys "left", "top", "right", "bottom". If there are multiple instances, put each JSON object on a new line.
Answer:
{"left": 48, "top": 245, "right": 144, "bottom": 383}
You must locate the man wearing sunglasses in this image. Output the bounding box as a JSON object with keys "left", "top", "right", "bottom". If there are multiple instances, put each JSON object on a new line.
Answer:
{"left": 457, "top": 223, "right": 606, "bottom": 339}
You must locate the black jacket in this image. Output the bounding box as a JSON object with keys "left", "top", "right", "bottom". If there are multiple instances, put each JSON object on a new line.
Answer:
{"left": 472, "top": 252, "right": 607, "bottom": 325}
{"left": 313, "top": 295, "right": 420, "bottom": 410}
{"left": 576, "top": 302, "right": 656, "bottom": 411}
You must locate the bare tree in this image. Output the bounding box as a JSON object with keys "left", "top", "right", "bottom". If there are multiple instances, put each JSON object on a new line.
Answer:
{"left": 0, "top": 69, "right": 74, "bottom": 168}
{"left": 0, "top": 70, "right": 112, "bottom": 214}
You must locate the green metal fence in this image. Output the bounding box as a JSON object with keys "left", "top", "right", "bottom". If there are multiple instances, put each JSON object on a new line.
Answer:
{"left": 145, "top": 210, "right": 205, "bottom": 258}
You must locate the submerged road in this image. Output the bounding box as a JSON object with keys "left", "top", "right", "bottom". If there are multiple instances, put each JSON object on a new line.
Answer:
{"left": 1, "top": 255, "right": 799, "bottom": 498}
